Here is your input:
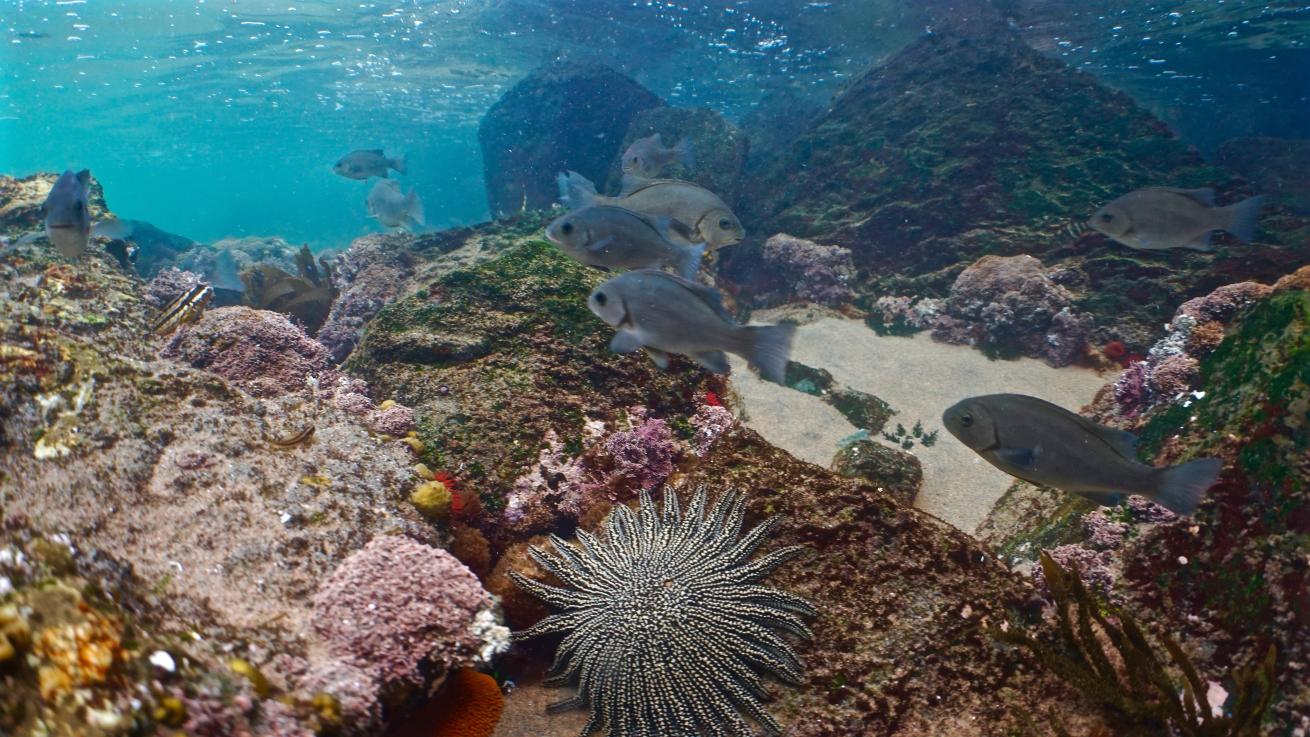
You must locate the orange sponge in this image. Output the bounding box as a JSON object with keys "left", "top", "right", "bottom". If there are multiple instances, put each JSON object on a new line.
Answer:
{"left": 391, "top": 668, "right": 504, "bottom": 737}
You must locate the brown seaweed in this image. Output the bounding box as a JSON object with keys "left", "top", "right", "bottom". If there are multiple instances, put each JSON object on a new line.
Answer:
{"left": 239, "top": 245, "right": 337, "bottom": 335}
{"left": 998, "top": 552, "right": 1277, "bottom": 737}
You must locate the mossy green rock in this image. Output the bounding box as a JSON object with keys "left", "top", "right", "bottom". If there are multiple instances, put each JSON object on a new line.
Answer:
{"left": 830, "top": 439, "right": 922, "bottom": 506}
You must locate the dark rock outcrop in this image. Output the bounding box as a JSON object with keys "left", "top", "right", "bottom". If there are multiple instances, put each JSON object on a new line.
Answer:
{"left": 1215, "top": 136, "right": 1310, "bottom": 216}
{"left": 478, "top": 62, "right": 662, "bottom": 217}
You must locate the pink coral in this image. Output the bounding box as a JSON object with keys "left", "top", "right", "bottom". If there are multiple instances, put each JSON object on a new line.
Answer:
{"left": 1148, "top": 354, "right": 1200, "bottom": 400}
{"left": 601, "top": 416, "right": 677, "bottom": 493}
{"left": 311, "top": 535, "right": 493, "bottom": 688}
{"left": 370, "top": 404, "right": 416, "bottom": 436}
{"left": 932, "top": 254, "right": 1092, "bottom": 367}
{"left": 317, "top": 233, "right": 417, "bottom": 362}
{"left": 1174, "top": 281, "right": 1271, "bottom": 324}
{"left": 761, "top": 233, "right": 857, "bottom": 306}
{"left": 161, "top": 306, "right": 332, "bottom": 398}
{"left": 297, "top": 661, "right": 381, "bottom": 729}
{"left": 689, "top": 402, "right": 735, "bottom": 456}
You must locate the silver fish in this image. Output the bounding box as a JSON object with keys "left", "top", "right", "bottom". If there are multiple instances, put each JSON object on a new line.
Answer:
{"left": 621, "top": 134, "right": 694, "bottom": 178}
{"left": 41, "top": 169, "right": 92, "bottom": 258}
{"left": 1089, "top": 187, "right": 1264, "bottom": 252}
{"left": 545, "top": 205, "right": 705, "bottom": 280}
{"left": 588, "top": 269, "right": 796, "bottom": 383}
{"left": 942, "top": 393, "right": 1222, "bottom": 515}
{"left": 334, "top": 149, "right": 406, "bottom": 180}
{"left": 559, "top": 171, "right": 744, "bottom": 251}
{"left": 367, "top": 180, "right": 425, "bottom": 230}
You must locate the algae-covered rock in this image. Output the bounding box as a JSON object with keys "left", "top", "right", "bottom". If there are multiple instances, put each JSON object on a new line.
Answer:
{"left": 831, "top": 438, "right": 922, "bottom": 506}
{"left": 731, "top": 20, "right": 1309, "bottom": 351}
{"left": 1216, "top": 136, "right": 1310, "bottom": 216}
{"left": 478, "top": 62, "right": 663, "bottom": 217}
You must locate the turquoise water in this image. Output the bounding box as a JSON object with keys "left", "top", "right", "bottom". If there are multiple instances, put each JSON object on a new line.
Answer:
{"left": 0, "top": 0, "right": 911, "bottom": 249}
{"left": 1, "top": 1, "right": 1306, "bottom": 248}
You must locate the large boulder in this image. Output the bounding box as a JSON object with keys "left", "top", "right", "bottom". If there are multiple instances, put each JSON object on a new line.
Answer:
{"left": 478, "top": 62, "right": 662, "bottom": 217}
{"left": 1215, "top": 137, "right": 1310, "bottom": 216}
{"left": 735, "top": 20, "right": 1308, "bottom": 350}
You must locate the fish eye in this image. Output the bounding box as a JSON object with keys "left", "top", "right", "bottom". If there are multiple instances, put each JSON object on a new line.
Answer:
{"left": 960, "top": 414, "right": 974, "bottom": 427}
{"left": 594, "top": 291, "right": 607, "bottom": 306}
{"left": 718, "top": 218, "right": 732, "bottom": 229}
{"left": 561, "top": 222, "right": 574, "bottom": 235}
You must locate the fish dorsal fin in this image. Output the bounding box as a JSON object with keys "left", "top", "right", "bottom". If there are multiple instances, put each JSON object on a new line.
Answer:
{"left": 76, "top": 169, "right": 91, "bottom": 186}
{"left": 643, "top": 269, "right": 734, "bottom": 323}
{"left": 1158, "top": 187, "right": 1216, "bottom": 207}
{"left": 619, "top": 172, "right": 664, "bottom": 198}
{"left": 369, "top": 149, "right": 384, "bottom": 155}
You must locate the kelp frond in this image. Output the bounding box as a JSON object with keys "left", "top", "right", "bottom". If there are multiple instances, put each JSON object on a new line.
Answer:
{"left": 998, "top": 551, "right": 1276, "bottom": 737}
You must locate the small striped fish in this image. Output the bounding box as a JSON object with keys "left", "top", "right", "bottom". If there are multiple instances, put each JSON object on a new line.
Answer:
{"left": 151, "top": 283, "right": 213, "bottom": 336}
{"left": 267, "top": 425, "right": 315, "bottom": 448}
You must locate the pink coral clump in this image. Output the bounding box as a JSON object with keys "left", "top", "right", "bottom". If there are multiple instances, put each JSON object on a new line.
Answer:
{"left": 602, "top": 416, "right": 677, "bottom": 493}
{"left": 161, "top": 306, "right": 332, "bottom": 398}
{"left": 1148, "top": 354, "right": 1200, "bottom": 399}
{"left": 370, "top": 404, "right": 416, "bottom": 436}
{"left": 689, "top": 403, "right": 735, "bottom": 456}
{"left": 311, "top": 536, "right": 493, "bottom": 688}
{"left": 761, "top": 233, "right": 857, "bottom": 306}
{"left": 1174, "top": 281, "right": 1271, "bottom": 324}
{"left": 317, "top": 233, "right": 417, "bottom": 362}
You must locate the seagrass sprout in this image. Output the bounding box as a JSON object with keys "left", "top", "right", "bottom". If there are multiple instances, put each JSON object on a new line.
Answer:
{"left": 509, "top": 488, "right": 815, "bottom": 737}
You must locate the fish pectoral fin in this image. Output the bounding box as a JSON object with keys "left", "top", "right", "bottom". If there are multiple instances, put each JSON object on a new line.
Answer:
{"left": 643, "top": 348, "right": 671, "bottom": 370}
{"left": 994, "top": 446, "right": 1041, "bottom": 471}
{"left": 690, "top": 350, "right": 730, "bottom": 374}
{"left": 15, "top": 231, "right": 43, "bottom": 245}
{"left": 1184, "top": 231, "right": 1214, "bottom": 251}
{"left": 585, "top": 236, "right": 615, "bottom": 255}
{"left": 609, "top": 331, "right": 644, "bottom": 354}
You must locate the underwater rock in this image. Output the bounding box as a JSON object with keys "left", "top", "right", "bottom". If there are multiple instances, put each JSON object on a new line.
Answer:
{"left": 760, "top": 233, "right": 857, "bottom": 307}
{"left": 307, "top": 535, "right": 507, "bottom": 725}
{"left": 931, "top": 254, "right": 1093, "bottom": 366}
{"left": 144, "top": 266, "right": 206, "bottom": 308}
{"left": 1215, "top": 136, "right": 1310, "bottom": 215}
{"left": 317, "top": 232, "right": 419, "bottom": 362}
{"left": 737, "top": 19, "right": 1309, "bottom": 349}
{"left": 604, "top": 106, "right": 750, "bottom": 205}
{"left": 174, "top": 236, "right": 302, "bottom": 297}
{"left": 478, "top": 61, "right": 662, "bottom": 217}
{"left": 982, "top": 276, "right": 1310, "bottom": 732}
{"left": 830, "top": 438, "right": 922, "bottom": 507}
{"left": 161, "top": 306, "right": 333, "bottom": 398}
{"left": 239, "top": 245, "right": 338, "bottom": 336}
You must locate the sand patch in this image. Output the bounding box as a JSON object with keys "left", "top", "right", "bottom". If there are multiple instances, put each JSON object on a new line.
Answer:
{"left": 728, "top": 317, "right": 1112, "bottom": 534}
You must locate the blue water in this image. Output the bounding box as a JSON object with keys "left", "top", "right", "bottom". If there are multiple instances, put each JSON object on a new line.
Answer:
{"left": 1, "top": 0, "right": 1306, "bottom": 248}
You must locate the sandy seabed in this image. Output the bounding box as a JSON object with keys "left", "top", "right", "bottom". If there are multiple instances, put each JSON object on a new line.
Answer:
{"left": 729, "top": 317, "right": 1113, "bottom": 534}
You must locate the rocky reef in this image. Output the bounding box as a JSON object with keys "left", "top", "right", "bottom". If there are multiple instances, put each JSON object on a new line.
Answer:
{"left": 723, "top": 19, "right": 1309, "bottom": 359}
{"left": 981, "top": 271, "right": 1310, "bottom": 732}
{"left": 478, "top": 62, "right": 662, "bottom": 217}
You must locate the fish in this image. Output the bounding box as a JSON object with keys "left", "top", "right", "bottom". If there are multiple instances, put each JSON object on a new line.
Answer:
{"left": 267, "top": 425, "right": 315, "bottom": 448}
{"left": 558, "top": 171, "right": 744, "bottom": 250}
{"left": 544, "top": 205, "right": 705, "bottom": 280}
{"left": 333, "top": 149, "right": 406, "bottom": 180}
{"left": 587, "top": 269, "right": 796, "bottom": 383}
{"left": 39, "top": 169, "right": 93, "bottom": 258}
{"left": 1088, "top": 187, "right": 1265, "bottom": 252}
{"left": 151, "top": 283, "right": 214, "bottom": 336}
{"left": 621, "top": 134, "right": 694, "bottom": 178}
{"left": 942, "top": 393, "right": 1222, "bottom": 515}
{"left": 366, "top": 180, "right": 425, "bottom": 231}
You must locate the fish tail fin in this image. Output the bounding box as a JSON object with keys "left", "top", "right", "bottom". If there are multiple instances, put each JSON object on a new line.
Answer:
{"left": 741, "top": 322, "right": 797, "bottom": 384}
{"left": 406, "top": 191, "right": 426, "bottom": 227}
{"left": 557, "top": 170, "right": 597, "bottom": 210}
{"left": 675, "top": 136, "right": 695, "bottom": 170}
{"left": 675, "top": 242, "right": 706, "bottom": 280}
{"left": 391, "top": 154, "right": 407, "bottom": 175}
{"left": 1223, "top": 195, "right": 1265, "bottom": 243}
{"left": 1155, "top": 457, "right": 1222, "bottom": 515}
